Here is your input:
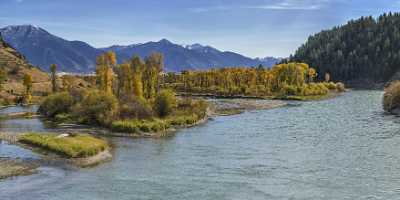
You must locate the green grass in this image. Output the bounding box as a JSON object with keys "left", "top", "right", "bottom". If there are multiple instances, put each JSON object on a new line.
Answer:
{"left": 111, "top": 114, "right": 201, "bottom": 134}
{"left": 19, "top": 133, "right": 108, "bottom": 158}
{"left": 111, "top": 119, "right": 169, "bottom": 133}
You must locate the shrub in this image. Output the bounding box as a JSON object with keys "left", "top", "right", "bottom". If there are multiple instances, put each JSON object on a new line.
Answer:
{"left": 176, "top": 98, "right": 208, "bottom": 119}
{"left": 303, "top": 83, "right": 329, "bottom": 96}
{"left": 280, "top": 84, "right": 298, "bottom": 96}
{"left": 111, "top": 119, "right": 168, "bottom": 133}
{"left": 324, "top": 82, "right": 337, "bottom": 90}
{"left": 383, "top": 81, "right": 400, "bottom": 113}
{"left": 38, "top": 92, "right": 74, "bottom": 117}
{"left": 166, "top": 114, "right": 199, "bottom": 126}
{"left": 54, "top": 113, "right": 73, "bottom": 123}
{"left": 315, "top": 83, "right": 329, "bottom": 95}
{"left": 72, "top": 90, "right": 119, "bottom": 126}
{"left": 111, "top": 120, "right": 140, "bottom": 133}
{"left": 19, "top": 133, "right": 108, "bottom": 158}
{"left": 154, "top": 89, "right": 177, "bottom": 117}
{"left": 119, "top": 97, "right": 153, "bottom": 119}
{"left": 336, "top": 82, "right": 345, "bottom": 92}
{"left": 191, "top": 99, "right": 208, "bottom": 119}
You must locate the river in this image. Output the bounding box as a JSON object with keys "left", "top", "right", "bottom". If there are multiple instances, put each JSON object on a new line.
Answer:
{"left": 1, "top": 90, "right": 400, "bottom": 200}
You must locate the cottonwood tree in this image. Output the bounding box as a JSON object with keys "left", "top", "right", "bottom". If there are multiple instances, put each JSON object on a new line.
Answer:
{"left": 23, "top": 74, "right": 32, "bottom": 103}
{"left": 143, "top": 53, "right": 163, "bottom": 99}
{"left": 96, "top": 52, "right": 116, "bottom": 95}
{"left": 50, "top": 64, "right": 57, "bottom": 93}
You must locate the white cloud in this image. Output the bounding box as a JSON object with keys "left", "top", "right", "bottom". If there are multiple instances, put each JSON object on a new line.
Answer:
{"left": 189, "top": 0, "right": 330, "bottom": 13}
{"left": 247, "top": 0, "right": 324, "bottom": 10}
{"left": 188, "top": 6, "right": 232, "bottom": 13}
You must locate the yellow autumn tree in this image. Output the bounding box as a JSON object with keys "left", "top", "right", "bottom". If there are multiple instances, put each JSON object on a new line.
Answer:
{"left": 130, "top": 56, "right": 144, "bottom": 99}
{"left": 23, "top": 74, "right": 32, "bottom": 104}
{"left": 96, "top": 52, "right": 116, "bottom": 95}
{"left": 143, "top": 53, "right": 163, "bottom": 99}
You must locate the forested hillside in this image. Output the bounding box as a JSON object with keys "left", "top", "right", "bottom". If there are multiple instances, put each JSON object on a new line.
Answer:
{"left": 291, "top": 12, "right": 400, "bottom": 86}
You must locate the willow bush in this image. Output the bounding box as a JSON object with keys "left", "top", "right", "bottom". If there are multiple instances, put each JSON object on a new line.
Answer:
{"left": 383, "top": 81, "right": 400, "bottom": 113}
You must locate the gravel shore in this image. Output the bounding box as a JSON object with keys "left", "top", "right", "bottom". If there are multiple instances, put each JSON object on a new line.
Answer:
{"left": 207, "top": 98, "right": 287, "bottom": 116}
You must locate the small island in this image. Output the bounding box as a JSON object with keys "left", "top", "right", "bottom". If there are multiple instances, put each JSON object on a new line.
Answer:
{"left": 36, "top": 52, "right": 209, "bottom": 137}
{"left": 19, "top": 133, "right": 111, "bottom": 167}
{"left": 0, "top": 132, "right": 111, "bottom": 168}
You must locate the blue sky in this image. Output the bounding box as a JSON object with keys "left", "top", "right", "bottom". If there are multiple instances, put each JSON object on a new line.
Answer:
{"left": 0, "top": 0, "right": 399, "bottom": 58}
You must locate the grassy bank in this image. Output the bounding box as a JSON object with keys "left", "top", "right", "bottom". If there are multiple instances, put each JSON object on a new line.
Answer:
{"left": 110, "top": 113, "right": 202, "bottom": 135}
{"left": 19, "top": 133, "right": 109, "bottom": 158}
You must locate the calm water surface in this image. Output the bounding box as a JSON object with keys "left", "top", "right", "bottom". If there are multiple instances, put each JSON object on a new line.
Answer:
{"left": 1, "top": 90, "right": 400, "bottom": 200}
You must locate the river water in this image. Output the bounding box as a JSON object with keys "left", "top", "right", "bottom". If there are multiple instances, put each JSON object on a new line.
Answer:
{"left": 1, "top": 90, "right": 400, "bottom": 200}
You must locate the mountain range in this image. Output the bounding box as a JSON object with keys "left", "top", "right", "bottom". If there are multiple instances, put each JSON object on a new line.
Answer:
{"left": 0, "top": 25, "right": 280, "bottom": 73}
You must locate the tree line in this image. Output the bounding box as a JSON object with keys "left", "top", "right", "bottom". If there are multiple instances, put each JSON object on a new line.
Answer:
{"left": 164, "top": 63, "right": 344, "bottom": 97}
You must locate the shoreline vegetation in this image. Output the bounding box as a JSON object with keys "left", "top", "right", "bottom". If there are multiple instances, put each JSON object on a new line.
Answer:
{"left": 0, "top": 52, "right": 347, "bottom": 178}
{"left": 36, "top": 53, "right": 345, "bottom": 137}
{"left": 37, "top": 52, "right": 210, "bottom": 138}
{"left": 0, "top": 132, "right": 112, "bottom": 169}
{"left": 383, "top": 81, "right": 400, "bottom": 115}
{"left": 163, "top": 63, "right": 345, "bottom": 101}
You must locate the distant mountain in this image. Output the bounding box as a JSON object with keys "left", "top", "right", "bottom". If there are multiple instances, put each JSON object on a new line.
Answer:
{"left": 101, "top": 39, "right": 280, "bottom": 72}
{"left": 1, "top": 25, "right": 280, "bottom": 73}
{"left": 0, "top": 25, "right": 102, "bottom": 72}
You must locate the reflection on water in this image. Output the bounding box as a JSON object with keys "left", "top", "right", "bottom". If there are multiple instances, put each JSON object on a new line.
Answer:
{"left": 0, "top": 118, "right": 50, "bottom": 133}
{"left": 2, "top": 91, "right": 400, "bottom": 200}
{"left": 0, "top": 105, "right": 38, "bottom": 115}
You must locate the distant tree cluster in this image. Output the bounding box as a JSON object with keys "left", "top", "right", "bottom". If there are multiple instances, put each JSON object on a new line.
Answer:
{"left": 164, "top": 63, "right": 343, "bottom": 97}
{"left": 291, "top": 12, "right": 400, "bottom": 83}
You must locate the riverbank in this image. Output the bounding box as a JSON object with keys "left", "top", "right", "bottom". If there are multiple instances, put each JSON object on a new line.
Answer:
{"left": 207, "top": 98, "right": 287, "bottom": 116}
{"left": 0, "top": 111, "right": 39, "bottom": 120}
{"left": 0, "top": 158, "right": 38, "bottom": 180}
{"left": 93, "top": 113, "right": 211, "bottom": 138}
{"left": 272, "top": 90, "right": 345, "bottom": 101}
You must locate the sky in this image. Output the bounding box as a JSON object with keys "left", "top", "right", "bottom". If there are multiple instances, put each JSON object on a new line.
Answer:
{"left": 0, "top": 0, "right": 399, "bottom": 58}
